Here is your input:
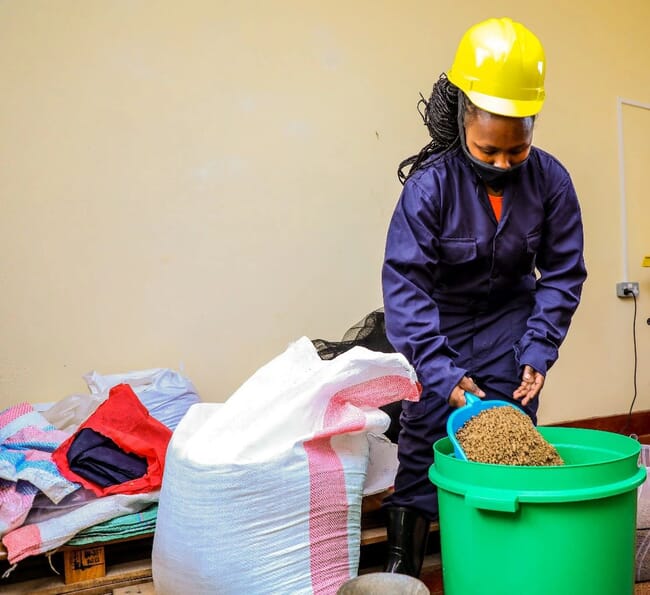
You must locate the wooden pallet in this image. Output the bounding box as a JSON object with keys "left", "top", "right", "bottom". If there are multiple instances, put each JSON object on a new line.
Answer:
{"left": 0, "top": 534, "right": 155, "bottom": 595}
{"left": 1, "top": 558, "right": 153, "bottom": 595}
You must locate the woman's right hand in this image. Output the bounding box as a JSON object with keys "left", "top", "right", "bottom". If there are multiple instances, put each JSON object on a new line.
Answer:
{"left": 448, "top": 376, "right": 485, "bottom": 408}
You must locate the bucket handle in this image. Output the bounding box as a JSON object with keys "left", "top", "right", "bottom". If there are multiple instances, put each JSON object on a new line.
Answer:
{"left": 458, "top": 468, "right": 647, "bottom": 512}
{"left": 465, "top": 491, "right": 519, "bottom": 513}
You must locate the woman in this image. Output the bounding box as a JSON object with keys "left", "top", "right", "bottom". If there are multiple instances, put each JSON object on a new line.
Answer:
{"left": 381, "top": 17, "right": 587, "bottom": 577}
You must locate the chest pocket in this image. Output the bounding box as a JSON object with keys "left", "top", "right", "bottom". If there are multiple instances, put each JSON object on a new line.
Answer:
{"left": 439, "top": 238, "right": 477, "bottom": 264}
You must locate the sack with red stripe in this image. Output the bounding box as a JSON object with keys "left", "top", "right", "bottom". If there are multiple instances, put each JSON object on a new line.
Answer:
{"left": 152, "top": 336, "right": 419, "bottom": 595}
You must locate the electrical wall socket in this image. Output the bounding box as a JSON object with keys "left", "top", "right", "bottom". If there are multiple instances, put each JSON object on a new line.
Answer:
{"left": 616, "top": 281, "right": 640, "bottom": 298}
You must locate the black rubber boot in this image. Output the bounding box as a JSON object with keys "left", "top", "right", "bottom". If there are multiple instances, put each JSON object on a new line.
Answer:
{"left": 383, "top": 506, "right": 430, "bottom": 577}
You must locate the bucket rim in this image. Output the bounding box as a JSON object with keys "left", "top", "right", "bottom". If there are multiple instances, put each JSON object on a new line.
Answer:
{"left": 435, "top": 426, "right": 643, "bottom": 468}
{"left": 429, "top": 426, "right": 647, "bottom": 511}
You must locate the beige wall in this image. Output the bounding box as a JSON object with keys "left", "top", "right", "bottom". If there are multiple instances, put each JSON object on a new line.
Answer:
{"left": 1, "top": 1, "right": 649, "bottom": 424}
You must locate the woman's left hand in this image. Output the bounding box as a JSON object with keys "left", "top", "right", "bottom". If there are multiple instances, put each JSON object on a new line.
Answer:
{"left": 513, "top": 365, "right": 545, "bottom": 406}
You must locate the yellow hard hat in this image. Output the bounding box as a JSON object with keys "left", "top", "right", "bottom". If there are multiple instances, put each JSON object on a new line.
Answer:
{"left": 447, "top": 17, "right": 546, "bottom": 118}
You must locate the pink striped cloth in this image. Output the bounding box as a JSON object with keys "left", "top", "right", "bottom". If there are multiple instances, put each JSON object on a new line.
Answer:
{"left": 0, "top": 403, "right": 79, "bottom": 537}
{"left": 3, "top": 491, "right": 159, "bottom": 564}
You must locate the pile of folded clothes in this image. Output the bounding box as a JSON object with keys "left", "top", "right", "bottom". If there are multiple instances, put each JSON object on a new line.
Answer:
{"left": 0, "top": 368, "right": 200, "bottom": 568}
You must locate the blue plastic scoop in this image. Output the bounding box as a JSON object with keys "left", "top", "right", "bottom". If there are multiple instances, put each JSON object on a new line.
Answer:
{"left": 446, "top": 392, "right": 520, "bottom": 460}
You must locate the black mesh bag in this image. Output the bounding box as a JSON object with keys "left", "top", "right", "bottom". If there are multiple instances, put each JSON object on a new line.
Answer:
{"left": 312, "top": 309, "right": 402, "bottom": 443}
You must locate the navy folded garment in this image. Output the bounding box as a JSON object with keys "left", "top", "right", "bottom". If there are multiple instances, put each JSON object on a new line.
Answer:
{"left": 66, "top": 428, "right": 148, "bottom": 488}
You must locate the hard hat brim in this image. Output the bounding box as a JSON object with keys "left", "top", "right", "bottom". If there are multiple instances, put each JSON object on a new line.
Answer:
{"left": 465, "top": 89, "right": 544, "bottom": 118}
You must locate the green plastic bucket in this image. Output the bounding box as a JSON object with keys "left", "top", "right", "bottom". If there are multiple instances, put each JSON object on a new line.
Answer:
{"left": 429, "top": 427, "right": 646, "bottom": 595}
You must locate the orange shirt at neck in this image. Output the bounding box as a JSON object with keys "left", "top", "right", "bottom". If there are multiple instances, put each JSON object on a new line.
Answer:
{"left": 488, "top": 194, "right": 503, "bottom": 222}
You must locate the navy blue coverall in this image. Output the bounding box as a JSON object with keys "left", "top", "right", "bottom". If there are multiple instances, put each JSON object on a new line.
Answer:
{"left": 382, "top": 145, "right": 587, "bottom": 520}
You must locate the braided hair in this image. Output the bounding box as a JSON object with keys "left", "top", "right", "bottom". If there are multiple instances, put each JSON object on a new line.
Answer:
{"left": 398, "top": 73, "right": 465, "bottom": 184}
{"left": 398, "top": 73, "right": 537, "bottom": 184}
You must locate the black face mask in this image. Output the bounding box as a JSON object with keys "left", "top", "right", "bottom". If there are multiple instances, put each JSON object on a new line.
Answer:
{"left": 459, "top": 130, "right": 528, "bottom": 192}
{"left": 457, "top": 101, "right": 529, "bottom": 192}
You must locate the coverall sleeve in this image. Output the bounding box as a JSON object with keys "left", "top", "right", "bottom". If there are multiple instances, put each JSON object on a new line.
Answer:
{"left": 382, "top": 180, "right": 468, "bottom": 402}
{"left": 514, "top": 169, "right": 587, "bottom": 375}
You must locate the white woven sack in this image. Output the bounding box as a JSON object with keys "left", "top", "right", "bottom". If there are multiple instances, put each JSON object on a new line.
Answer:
{"left": 152, "top": 336, "right": 418, "bottom": 595}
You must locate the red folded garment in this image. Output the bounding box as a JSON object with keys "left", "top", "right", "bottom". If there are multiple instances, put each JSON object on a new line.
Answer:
{"left": 52, "top": 383, "right": 173, "bottom": 496}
